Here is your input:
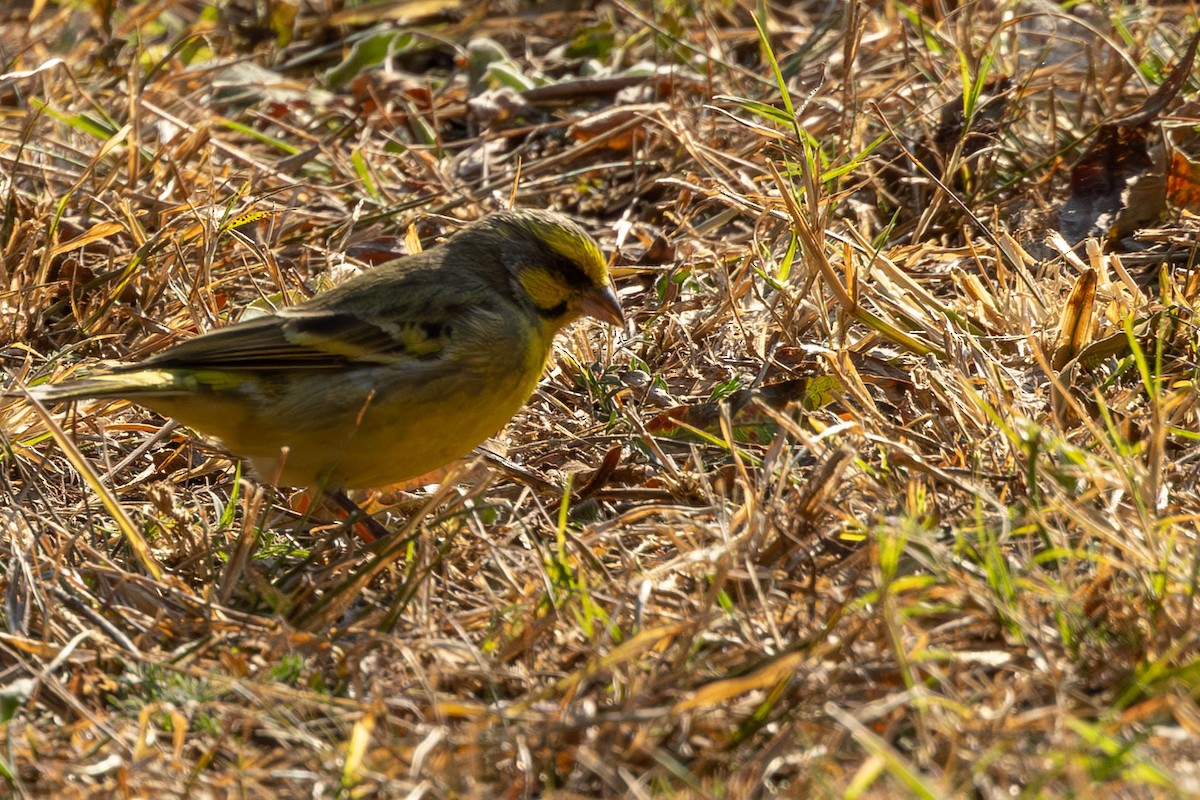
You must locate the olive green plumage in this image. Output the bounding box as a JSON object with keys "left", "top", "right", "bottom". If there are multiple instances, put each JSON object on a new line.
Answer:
{"left": 32, "top": 209, "right": 623, "bottom": 489}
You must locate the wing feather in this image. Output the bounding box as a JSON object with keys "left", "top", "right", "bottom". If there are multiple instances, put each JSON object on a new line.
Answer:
{"left": 125, "top": 247, "right": 505, "bottom": 372}
{"left": 130, "top": 308, "right": 455, "bottom": 371}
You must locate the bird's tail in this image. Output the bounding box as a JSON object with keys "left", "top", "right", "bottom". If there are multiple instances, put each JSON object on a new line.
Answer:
{"left": 25, "top": 369, "right": 187, "bottom": 404}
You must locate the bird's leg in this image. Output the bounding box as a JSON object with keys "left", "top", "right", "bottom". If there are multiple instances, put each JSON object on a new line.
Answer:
{"left": 325, "top": 488, "right": 391, "bottom": 543}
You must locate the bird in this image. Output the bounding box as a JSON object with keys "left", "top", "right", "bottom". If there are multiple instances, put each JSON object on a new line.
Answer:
{"left": 29, "top": 209, "right": 624, "bottom": 505}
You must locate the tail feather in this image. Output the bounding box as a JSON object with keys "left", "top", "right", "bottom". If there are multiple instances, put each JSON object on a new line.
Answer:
{"left": 27, "top": 370, "right": 189, "bottom": 404}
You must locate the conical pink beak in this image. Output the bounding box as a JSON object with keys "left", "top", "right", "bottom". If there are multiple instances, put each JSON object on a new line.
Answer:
{"left": 579, "top": 284, "right": 624, "bottom": 326}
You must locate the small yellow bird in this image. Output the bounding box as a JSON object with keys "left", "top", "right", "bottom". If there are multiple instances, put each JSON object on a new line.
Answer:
{"left": 31, "top": 209, "right": 624, "bottom": 494}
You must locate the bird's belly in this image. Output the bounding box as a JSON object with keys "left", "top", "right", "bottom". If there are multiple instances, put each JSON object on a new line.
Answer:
{"left": 147, "top": 354, "right": 545, "bottom": 489}
{"left": 323, "top": 370, "right": 538, "bottom": 489}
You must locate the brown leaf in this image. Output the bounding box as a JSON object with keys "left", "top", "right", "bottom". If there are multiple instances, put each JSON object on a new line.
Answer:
{"left": 1059, "top": 124, "right": 1165, "bottom": 243}
{"left": 567, "top": 104, "right": 661, "bottom": 151}
{"left": 647, "top": 378, "right": 840, "bottom": 441}
{"left": 49, "top": 220, "right": 125, "bottom": 257}
{"left": 1165, "top": 100, "right": 1200, "bottom": 211}
{"left": 345, "top": 237, "right": 408, "bottom": 265}
{"left": 1058, "top": 30, "right": 1200, "bottom": 243}
{"left": 1167, "top": 149, "right": 1200, "bottom": 211}
{"left": 1052, "top": 268, "right": 1097, "bottom": 371}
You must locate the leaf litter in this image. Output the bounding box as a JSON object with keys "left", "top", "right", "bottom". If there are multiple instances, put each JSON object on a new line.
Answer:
{"left": 3, "top": 2, "right": 1200, "bottom": 798}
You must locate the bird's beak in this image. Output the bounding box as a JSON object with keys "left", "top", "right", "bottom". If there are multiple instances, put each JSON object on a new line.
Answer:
{"left": 579, "top": 284, "right": 625, "bottom": 326}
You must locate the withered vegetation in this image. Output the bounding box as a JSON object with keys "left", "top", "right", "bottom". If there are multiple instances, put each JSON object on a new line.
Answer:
{"left": 4, "top": 1, "right": 1200, "bottom": 797}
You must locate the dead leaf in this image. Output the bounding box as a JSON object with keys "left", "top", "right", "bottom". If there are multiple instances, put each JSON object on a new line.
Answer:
{"left": 648, "top": 378, "right": 840, "bottom": 442}
{"left": 1052, "top": 268, "right": 1097, "bottom": 370}
{"left": 1165, "top": 100, "right": 1200, "bottom": 211}
{"left": 1058, "top": 124, "right": 1165, "bottom": 243}
{"left": 1058, "top": 30, "right": 1200, "bottom": 244}
{"left": 568, "top": 104, "right": 662, "bottom": 151}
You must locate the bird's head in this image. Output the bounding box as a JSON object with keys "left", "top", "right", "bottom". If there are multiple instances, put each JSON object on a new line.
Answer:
{"left": 468, "top": 209, "right": 624, "bottom": 331}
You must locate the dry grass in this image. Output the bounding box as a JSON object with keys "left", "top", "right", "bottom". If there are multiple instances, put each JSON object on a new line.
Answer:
{"left": 4, "top": 0, "right": 1200, "bottom": 797}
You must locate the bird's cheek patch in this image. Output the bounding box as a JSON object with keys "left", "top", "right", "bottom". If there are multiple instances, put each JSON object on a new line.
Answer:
{"left": 517, "top": 266, "right": 572, "bottom": 315}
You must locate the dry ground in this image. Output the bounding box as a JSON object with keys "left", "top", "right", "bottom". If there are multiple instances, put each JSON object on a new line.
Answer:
{"left": 4, "top": 1, "right": 1200, "bottom": 797}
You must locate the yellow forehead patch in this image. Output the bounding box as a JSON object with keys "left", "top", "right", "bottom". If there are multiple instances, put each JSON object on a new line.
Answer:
{"left": 506, "top": 210, "right": 609, "bottom": 285}
{"left": 543, "top": 226, "right": 606, "bottom": 279}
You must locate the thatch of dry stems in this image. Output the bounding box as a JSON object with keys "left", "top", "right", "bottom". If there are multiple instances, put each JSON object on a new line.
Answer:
{"left": 4, "top": 1, "right": 1200, "bottom": 797}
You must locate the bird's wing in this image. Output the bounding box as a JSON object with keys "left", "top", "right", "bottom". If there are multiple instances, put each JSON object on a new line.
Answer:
{"left": 132, "top": 306, "right": 460, "bottom": 371}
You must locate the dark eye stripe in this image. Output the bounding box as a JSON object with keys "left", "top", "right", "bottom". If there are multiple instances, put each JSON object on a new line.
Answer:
{"left": 535, "top": 300, "right": 569, "bottom": 319}
{"left": 420, "top": 321, "right": 449, "bottom": 341}
{"left": 546, "top": 251, "right": 601, "bottom": 292}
